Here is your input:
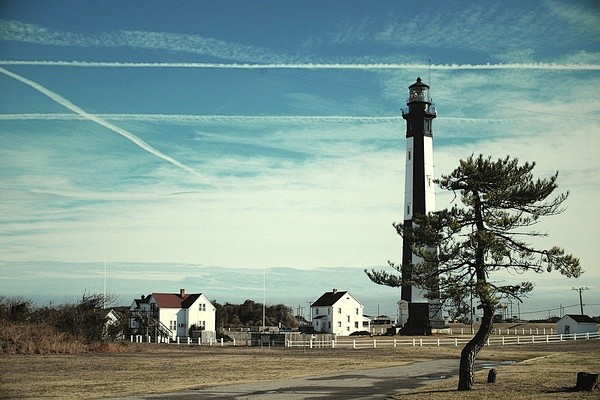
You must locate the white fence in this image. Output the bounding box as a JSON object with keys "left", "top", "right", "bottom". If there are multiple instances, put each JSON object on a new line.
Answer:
{"left": 130, "top": 335, "right": 235, "bottom": 346}
{"left": 285, "top": 331, "right": 600, "bottom": 349}
{"left": 128, "top": 330, "right": 599, "bottom": 348}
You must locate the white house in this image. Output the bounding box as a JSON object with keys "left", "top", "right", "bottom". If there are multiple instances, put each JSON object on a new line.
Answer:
{"left": 310, "top": 289, "right": 369, "bottom": 336}
{"left": 130, "top": 288, "right": 216, "bottom": 342}
{"left": 556, "top": 314, "right": 598, "bottom": 335}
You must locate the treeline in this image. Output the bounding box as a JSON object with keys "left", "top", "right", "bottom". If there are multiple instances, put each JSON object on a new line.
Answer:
{"left": 1, "top": 295, "right": 299, "bottom": 354}
{"left": 214, "top": 300, "right": 298, "bottom": 329}
{"left": 0, "top": 294, "right": 125, "bottom": 354}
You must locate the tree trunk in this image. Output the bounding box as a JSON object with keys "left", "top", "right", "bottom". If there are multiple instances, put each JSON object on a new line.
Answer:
{"left": 458, "top": 302, "right": 494, "bottom": 390}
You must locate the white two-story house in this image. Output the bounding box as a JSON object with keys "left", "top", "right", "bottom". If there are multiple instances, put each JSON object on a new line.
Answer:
{"left": 130, "top": 288, "right": 216, "bottom": 342}
{"left": 310, "top": 289, "right": 369, "bottom": 336}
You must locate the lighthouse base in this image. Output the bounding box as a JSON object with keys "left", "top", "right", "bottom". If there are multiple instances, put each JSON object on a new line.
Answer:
{"left": 399, "top": 303, "right": 432, "bottom": 335}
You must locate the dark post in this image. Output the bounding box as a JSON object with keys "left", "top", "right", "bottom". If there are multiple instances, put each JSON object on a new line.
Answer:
{"left": 487, "top": 368, "right": 497, "bottom": 384}
{"left": 575, "top": 372, "right": 599, "bottom": 391}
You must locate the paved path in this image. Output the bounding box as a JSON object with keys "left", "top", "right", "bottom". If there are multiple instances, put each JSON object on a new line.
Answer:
{"left": 109, "top": 359, "right": 491, "bottom": 400}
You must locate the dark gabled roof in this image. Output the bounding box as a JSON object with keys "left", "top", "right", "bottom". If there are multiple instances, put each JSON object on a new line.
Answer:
{"left": 134, "top": 295, "right": 150, "bottom": 306}
{"left": 152, "top": 292, "right": 204, "bottom": 309}
{"left": 564, "top": 314, "right": 596, "bottom": 323}
{"left": 311, "top": 291, "right": 348, "bottom": 307}
{"left": 182, "top": 293, "right": 202, "bottom": 308}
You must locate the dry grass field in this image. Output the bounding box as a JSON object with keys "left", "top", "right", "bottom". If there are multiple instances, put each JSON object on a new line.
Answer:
{"left": 394, "top": 340, "right": 600, "bottom": 399}
{"left": 1, "top": 337, "right": 598, "bottom": 399}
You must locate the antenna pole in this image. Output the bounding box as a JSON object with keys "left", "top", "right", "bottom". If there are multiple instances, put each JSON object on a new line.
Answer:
{"left": 262, "top": 267, "right": 266, "bottom": 331}
{"left": 428, "top": 57, "right": 431, "bottom": 86}
{"left": 103, "top": 261, "right": 107, "bottom": 309}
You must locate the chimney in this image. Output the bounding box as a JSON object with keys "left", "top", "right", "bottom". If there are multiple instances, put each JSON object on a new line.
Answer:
{"left": 180, "top": 288, "right": 186, "bottom": 298}
{"left": 332, "top": 288, "right": 338, "bottom": 294}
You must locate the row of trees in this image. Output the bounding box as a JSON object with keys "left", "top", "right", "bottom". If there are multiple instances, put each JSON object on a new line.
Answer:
{"left": 213, "top": 299, "right": 298, "bottom": 330}
{"left": 1, "top": 295, "right": 299, "bottom": 345}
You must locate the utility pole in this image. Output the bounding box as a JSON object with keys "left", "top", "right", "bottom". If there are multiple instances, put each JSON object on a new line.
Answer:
{"left": 306, "top": 301, "right": 313, "bottom": 327}
{"left": 572, "top": 287, "right": 589, "bottom": 315}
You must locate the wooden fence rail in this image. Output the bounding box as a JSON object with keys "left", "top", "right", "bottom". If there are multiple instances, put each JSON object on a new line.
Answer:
{"left": 285, "top": 331, "right": 600, "bottom": 349}
{"left": 129, "top": 331, "right": 599, "bottom": 348}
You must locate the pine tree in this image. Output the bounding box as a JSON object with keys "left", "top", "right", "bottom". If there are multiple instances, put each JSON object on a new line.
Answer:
{"left": 366, "top": 154, "right": 582, "bottom": 390}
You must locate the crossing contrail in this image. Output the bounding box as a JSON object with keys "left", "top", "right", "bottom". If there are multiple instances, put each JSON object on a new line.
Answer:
{"left": 0, "top": 66, "right": 208, "bottom": 182}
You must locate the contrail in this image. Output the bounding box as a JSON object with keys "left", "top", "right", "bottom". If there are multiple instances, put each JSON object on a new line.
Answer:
{"left": 0, "top": 113, "right": 403, "bottom": 124}
{"left": 0, "top": 60, "right": 598, "bottom": 70}
{"left": 0, "top": 66, "right": 208, "bottom": 182}
{"left": 0, "top": 113, "right": 526, "bottom": 125}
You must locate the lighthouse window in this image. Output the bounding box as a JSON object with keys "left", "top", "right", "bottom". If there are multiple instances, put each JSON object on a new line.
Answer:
{"left": 408, "top": 150, "right": 411, "bottom": 160}
{"left": 407, "top": 205, "right": 410, "bottom": 215}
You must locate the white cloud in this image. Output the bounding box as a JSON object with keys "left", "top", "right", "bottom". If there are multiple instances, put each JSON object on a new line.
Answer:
{"left": 0, "top": 19, "right": 284, "bottom": 63}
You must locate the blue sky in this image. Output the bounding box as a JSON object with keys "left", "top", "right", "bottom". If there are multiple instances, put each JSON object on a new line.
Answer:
{"left": 0, "top": 1, "right": 599, "bottom": 319}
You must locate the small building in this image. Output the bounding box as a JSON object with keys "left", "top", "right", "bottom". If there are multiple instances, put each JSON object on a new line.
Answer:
{"left": 129, "top": 288, "right": 216, "bottom": 342}
{"left": 556, "top": 314, "right": 598, "bottom": 335}
{"left": 370, "top": 315, "right": 396, "bottom": 335}
{"left": 310, "top": 289, "right": 369, "bottom": 336}
{"left": 103, "top": 308, "right": 124, "bottom": 339}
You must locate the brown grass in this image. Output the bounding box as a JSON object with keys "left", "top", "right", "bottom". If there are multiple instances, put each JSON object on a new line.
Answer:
{"left": 0, "top": 339, "right": 598, "bottom": 399}
{"left": 0, "top": 322, "right": 90, "bottom": 355}
{"left": 394, "top": 340, "right": 600, "bottom": 399}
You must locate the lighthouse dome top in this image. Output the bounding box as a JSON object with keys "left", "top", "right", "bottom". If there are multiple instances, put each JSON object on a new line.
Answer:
{"left": 409, "top": 77, "right": 429, "bottom": 89}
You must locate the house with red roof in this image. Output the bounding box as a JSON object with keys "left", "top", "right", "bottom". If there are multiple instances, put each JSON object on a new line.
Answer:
{"left": 310, "top": 288, "right": 370, "bottom": 336}
{"left": 129, "top": 288, "right": 216, "bottom": 342}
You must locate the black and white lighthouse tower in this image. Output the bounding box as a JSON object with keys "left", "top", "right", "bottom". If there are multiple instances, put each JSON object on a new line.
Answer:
{"left": 398, "top": 77, "right": 445, "bottom": 334}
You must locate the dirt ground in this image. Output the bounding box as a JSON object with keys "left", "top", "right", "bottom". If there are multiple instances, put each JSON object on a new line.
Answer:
{"left": 1, "top": 338, "right": 598, "bottom": 399}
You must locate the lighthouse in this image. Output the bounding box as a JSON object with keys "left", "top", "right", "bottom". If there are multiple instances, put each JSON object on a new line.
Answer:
{"left": 398, "top": 77, "right": 445, "bottom": 334}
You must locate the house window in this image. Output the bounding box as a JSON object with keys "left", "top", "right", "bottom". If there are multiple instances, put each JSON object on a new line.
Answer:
{"left": 328, "top": 322, "right": 331, "bottom": 329}
{"left": 315, "top": 308, "right": 319, "bottom": 315}
{"left": 316, "top": 321, "right": 320, "bottom": 327}
{"left": 355, "top": 322, "right": 359, "bottom": 329}
{"left": 150, "top": 303, "right": 156, "bottom": 311}
{"left": 328, "top": 308, "right": 331, "bottom": 315}
{"left": 355, "top": 308, "right": 359, "bottom": 315}
{"left": 199, "top": 303, "right": 206, "bottom": 311}
{"left": 198, "top": 321, "right": 205, "bottom": 328}
{"left": 169, "top": 320, "right": 176, "bottom": 330}
{"left": 338, "top": 322, "right": 342, "bottom": 327}
{"left": 337, "top": 308, "right": 342, "bottom": 314}
{"left": 347, "top": 326, "right": 350, "bottom": 331}
{"left": 347, "top": 316, "right": 350, "bottom": 323}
